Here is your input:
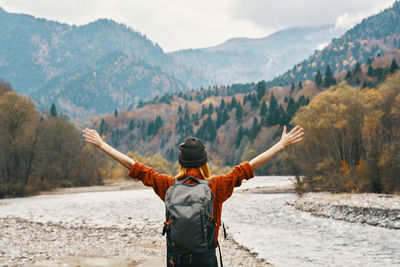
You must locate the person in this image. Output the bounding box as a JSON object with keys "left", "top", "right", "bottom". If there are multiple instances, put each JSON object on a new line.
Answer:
{"left": 82, "top": 125, "right": 304, "bottom": 266}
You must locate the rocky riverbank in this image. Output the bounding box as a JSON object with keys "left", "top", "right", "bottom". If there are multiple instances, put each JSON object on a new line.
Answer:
{"left": 0, "top": 184, "right": 271, "bottom": 267}
{"left": 292, "top": 192, "right": 400, "bottom": 229}
{"left": 0, "top": 217, "right": 269, "bottom": 266}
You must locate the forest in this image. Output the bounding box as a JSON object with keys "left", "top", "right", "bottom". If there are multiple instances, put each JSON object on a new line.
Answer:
{"left": 1, "top": 49, "right": 399, "bottom": 198}
{"left": 0, "top": 80, "right": 108, "bottom": 198}
{"left": 92, "top": 56, "right": 400, "bottom": 194}
{"left": 290, "top": 72, "right": 400, "bottom": 193}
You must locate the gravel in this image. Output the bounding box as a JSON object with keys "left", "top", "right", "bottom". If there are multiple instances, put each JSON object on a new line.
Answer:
{"left": 0, "top": 188, "right": 270, "bottom": 266}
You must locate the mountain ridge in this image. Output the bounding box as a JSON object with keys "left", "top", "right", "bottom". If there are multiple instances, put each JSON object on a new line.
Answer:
{"left": 169, "top": 24, "right": 344, "bottom": 85}
{"left": 0, "top": 7, "right": 213, "bottom": 116}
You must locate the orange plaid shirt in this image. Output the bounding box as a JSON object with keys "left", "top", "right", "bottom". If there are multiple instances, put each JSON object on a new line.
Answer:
{"left": 128, "top": 161, "right": 255, "bottom": 243}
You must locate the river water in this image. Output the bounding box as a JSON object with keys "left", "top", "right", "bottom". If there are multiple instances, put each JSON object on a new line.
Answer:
{"left": 225, "top": 176, "right": 400, "bottom": 266}
{"left": 1, "top": 176, "right": 400, "bottom": 266}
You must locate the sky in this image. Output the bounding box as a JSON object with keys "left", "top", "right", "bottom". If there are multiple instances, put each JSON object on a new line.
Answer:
{"left": 0, "top": 0, "right": 396, "bottom": 52}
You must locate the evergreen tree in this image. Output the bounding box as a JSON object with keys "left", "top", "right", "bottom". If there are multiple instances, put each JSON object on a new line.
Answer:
{"left": 184, "top": 109, "right": 190, "bottom": 123}
{"left": 269, "top": 107, "right": 281, "bottom": 126}
{"left": 354, "top": 62, "right": 361, "bottom": 74}
{"left": 147, "top": 121, "right": 154, "bottom": 136}
{"left": 243, "top": 95, "right": 249, "bottom": 106}
{"left": 154, "top": 116, "right": 163, "bottom": 133}
{"left": 315, "top": 70, "right": 323, "bottom": 88}
{"left": 287, "top": 97, "right": 297, "bottom": 118}
{"left": 50, "top": 103, "right": 57, "bottom": 116}
{"left": 201, "top": 105, "right": 207, "bottom": 117}
{"left": 268, "top": 92, "right": 278, "bottom": 114}
{"left": 206, "top": 116, "right": 216, "bottom": 141}
{"left": 195, "top": 92, "right": 202, "bottom": 102}
{"left": 297, "top": 95, "right": 309, "bottom": 107}
{"left": 176, "top": 116, "right": 184, "bottom": 131}
{"left": 114, "top": 108, "right": 118, "bottom": 117}
{"left": 216, "top": 109, "right": 223, "bottom": 128}
{"left": 220, "top": 99, "right": 226, "bottom": 110}
{"left": 230, "top": 97, "right": 238, "bottom": 109}
{"left": 129, "top": 119, "right": 135, "bottom": 131}
{"left": 216, "top": 108, "right": 229, "bottom": 128}
{"left": 345, "top": 70, "right": 352, "bottom": 80}
{"left": 290, "top": 82, "right": 295, "bottom": 94}
{"left": 192, "top": 113, "right": 199, "bottom": 125}
{"left": 390, "top": 59, "right": 399, "bottom": 74}
{"left": 223, "top": 109, "right": 229, "bottom": 124}
{"left": 367, "top": 65, "right": 374, "bottom": 76}
{"left": 250, "top": 94, "right": 259, "bottom": 109}
{"left": 298, "top": 81, "right": 303, "bottom": 89}
{"left": 260, "top": 101, "right": 267, "bottom": 116}
{"left": 256, "top": 80, "right": 266, "bottom": 100}
{"left": 277, "top": 105, "right": 286, "bottom": 126}
{"left": 111, "top": 128, "right": 120, "bottom": 146}
{"left": 208, "top": 103, "right": 214, "bottom": 114}
{"left": 177, "top": 105, "right": 183, "bottom": 115}
{"left": 235, "top": 126, "right": 245, "bottom": 148}
{"left": 99, "top": 118, "right": 108, "bottom": 136}
{"left": 323, "top": 65, "right": 336, "bottom": 87}
{"left": 235, "top": 102, "right": 243, "bottom": 120}
{"left": 284, "top": 96, "right": 288, "bottom": 103}
{"left": 250, "top": 117, "right": 261, "bottom": 139}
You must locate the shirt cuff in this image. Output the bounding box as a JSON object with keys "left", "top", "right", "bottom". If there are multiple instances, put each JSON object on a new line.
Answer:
{"left": 241, "top": 161, "right": 255, "bottom": 180}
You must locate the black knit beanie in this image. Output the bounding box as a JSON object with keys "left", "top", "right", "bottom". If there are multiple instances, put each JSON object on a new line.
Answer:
{"left": 178, "top": 137, "right": 208, "bottom": 168}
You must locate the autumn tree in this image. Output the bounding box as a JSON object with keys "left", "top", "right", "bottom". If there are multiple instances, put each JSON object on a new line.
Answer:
{"left": 289, "top": 73, "right": 400, "bottom": 193}
{"left": 0, "top": 91, "right": 38, "bottom": 189}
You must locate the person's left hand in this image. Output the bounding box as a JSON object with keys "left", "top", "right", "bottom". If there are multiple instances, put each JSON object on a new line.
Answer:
{"left": 82, "top": 128, "right": 104, "bottom": 148}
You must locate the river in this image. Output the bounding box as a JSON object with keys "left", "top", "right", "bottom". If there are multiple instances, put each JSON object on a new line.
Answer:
{"left": 225, "top": 176, "right": 400, "bottom": 266}
{"left": 1, "top": 176, "right": 399, "bottom": 266}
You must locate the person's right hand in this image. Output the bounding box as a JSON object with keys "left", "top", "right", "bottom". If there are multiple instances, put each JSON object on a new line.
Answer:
{"left": 82, "top": 128, "right": 104, "bottom": 148}
{"left": 279, "top": 125, "right": 304, "bottom": 149}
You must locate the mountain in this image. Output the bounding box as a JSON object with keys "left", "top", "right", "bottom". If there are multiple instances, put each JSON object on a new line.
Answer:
{"left": 88, "top": 1, "right": 400, "bottom": 173}
{"left": 0, "top": 8, "right": 212, "bottom": 115}
{"left": 31, "top": 51, "right": 186, "bottom": 118}
{"left": 169, "top": 25, "right": 344, "bottom": 85}
{"left": 268, "top": 1, "right": 400, "bottom": 87}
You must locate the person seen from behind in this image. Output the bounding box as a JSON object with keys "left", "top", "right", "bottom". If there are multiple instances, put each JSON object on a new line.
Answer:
{"left": 82, "top": 125, "right": 304, "bottom": 267}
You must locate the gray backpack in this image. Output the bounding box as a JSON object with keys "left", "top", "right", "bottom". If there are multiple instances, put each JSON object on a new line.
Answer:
{"left": 162, "top": 176, "right": 222, "bottom": 267}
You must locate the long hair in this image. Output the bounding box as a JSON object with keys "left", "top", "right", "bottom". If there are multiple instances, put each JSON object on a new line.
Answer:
{"left": 174, "top": 163, "right": 212, "bottom": 180}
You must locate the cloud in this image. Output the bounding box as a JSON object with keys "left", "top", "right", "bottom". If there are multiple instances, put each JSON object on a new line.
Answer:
{"left": 229, "top": 0, "right": 395, "bottom": 31}
{"left": 334, "top": 13, "right": 365, "bottom": 31}
{"left": 0, "top": 0, "right": 268, "bottom": 51}
{"left": 0, "top": 0, "right": 396, "bottom": 51}
{"left": 316, "top": 41, "right": 329, "bottom": 51}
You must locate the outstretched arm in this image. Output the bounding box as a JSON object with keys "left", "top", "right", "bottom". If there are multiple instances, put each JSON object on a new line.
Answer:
{"left": 82, "top": 128, "right": 135, "bottom": 170}
{"left": 249, "top": 125, "right": 304, "bottom": 170}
